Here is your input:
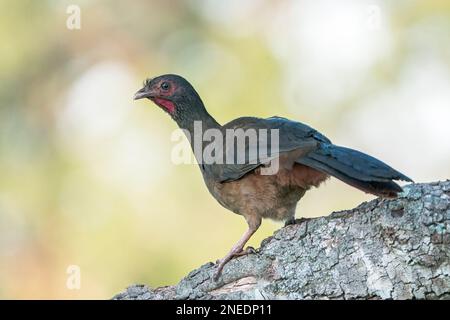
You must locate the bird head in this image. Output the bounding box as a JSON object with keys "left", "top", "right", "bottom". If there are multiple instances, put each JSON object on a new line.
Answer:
{"left": 134, "top": 74, "right": 206, "bottom": 124}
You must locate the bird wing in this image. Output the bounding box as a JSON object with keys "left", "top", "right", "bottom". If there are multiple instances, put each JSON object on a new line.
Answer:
{"left": 207, "top": 116, "right": 331, "bottom": 182}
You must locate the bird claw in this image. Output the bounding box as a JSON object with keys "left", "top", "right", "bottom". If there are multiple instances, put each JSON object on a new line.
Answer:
{"left": 213, "top": 246, "right": 256, "bottom": 281}
{"left": 213, "top": 268, "right": 222, "bottom": 281}
{"left": 213, "top": 259, "right": 227, "bottom": 281}
{"left": 234, "top": 246, "right": 256, "bottom": 256}
{"left": 284, "top": 217, "right": 309, "bottom": 227}
{"left": 284, "top": 218, "right": 296, "bottom": 227}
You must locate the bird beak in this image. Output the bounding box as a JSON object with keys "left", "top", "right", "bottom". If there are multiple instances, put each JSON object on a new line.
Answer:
{"left": 133, "top": 87, "right": 153, "bottom": 100}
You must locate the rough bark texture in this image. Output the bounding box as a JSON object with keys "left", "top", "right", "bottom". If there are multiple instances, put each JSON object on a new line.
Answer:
{"left": 114, "top": 181, "right": 450, "bottom": 300}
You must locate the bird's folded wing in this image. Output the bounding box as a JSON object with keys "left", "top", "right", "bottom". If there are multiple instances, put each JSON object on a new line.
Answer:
{"left": 209, "top": 116, "right": 331, "bottom": 182}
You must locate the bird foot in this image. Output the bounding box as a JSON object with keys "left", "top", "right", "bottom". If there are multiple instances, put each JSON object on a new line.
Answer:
{"left": 213, "top": 246, "right": 256, "bottom": 281}
{"left": 284, "top": 218, "right": 296, "bottom": 227}
{"left": 214, "top": 246, "right": 255, "bottom": 263}
{"left": 284, "top": 217, "right": 309, "bottom": 227}
{"left": 213, "top": 259, "right": 230, "bottom": 282}
{"left": 234, "top": 246, "right": 256, "bottom": 256}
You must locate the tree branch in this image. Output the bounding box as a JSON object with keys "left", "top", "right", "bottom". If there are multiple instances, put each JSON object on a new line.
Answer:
{"left": 114, "top": 181, "right": 450, "bottom": 300}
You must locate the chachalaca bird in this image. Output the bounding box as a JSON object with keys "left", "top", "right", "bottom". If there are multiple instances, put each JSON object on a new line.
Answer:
{"left": 134, "top": 74, "right": 412, "bottom": 280}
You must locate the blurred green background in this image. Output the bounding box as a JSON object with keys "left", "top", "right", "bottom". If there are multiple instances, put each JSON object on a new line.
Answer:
{"left": 0, "top": 0, "right": 449, "bottom": 299}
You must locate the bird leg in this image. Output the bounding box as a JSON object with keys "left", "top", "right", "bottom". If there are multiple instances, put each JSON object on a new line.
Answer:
{"left": 213, "top": 218, "right": 261, "bottom": 281}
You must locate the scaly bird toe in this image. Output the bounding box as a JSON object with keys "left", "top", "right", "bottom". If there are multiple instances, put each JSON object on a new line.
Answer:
{"left": 213, "top": 246, "right": 257, "bottom": 281}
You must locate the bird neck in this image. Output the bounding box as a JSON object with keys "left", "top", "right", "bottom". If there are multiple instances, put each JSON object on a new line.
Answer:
{"left": 172, "top": 99, "right": 222, "bottom": 169}
{"left": 174, "top": 100, "right": 221, "bottom": 135}
{"left": 180, "top": 112, "right": 221, "bottom": 135}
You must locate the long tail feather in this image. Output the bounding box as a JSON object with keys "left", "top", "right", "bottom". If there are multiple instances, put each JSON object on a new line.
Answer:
{"left": 297, "top": 145, "right": 412, "bottom": 197}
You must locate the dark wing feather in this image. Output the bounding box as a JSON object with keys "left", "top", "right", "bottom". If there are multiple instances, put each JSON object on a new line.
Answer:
{"left": 209, "top": 116, "right": 330, "bottom": 182}
{"left": 204, "top": 116, "right": 411, "bottom": 197}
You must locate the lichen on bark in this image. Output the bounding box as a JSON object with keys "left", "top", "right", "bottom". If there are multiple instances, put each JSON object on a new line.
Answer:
{"left": 114, "top": 181, "right": 450, "bottom": 300}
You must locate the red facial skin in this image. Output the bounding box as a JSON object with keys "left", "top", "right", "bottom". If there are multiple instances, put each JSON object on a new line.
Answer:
{"left": 152, "top": 97, "right": 175, "bottom": 114}
{"left": 151, "top": 80, "right": 176, "bottom": 114}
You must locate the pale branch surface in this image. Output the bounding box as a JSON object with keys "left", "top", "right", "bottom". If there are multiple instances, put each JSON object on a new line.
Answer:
{"left": 114, "top": 181, "right": 450, "bottom": 300}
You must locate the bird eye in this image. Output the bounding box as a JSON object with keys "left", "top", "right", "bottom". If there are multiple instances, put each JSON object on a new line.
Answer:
{"left": 161, "top": 82, "right": 170, "bottom": 91}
